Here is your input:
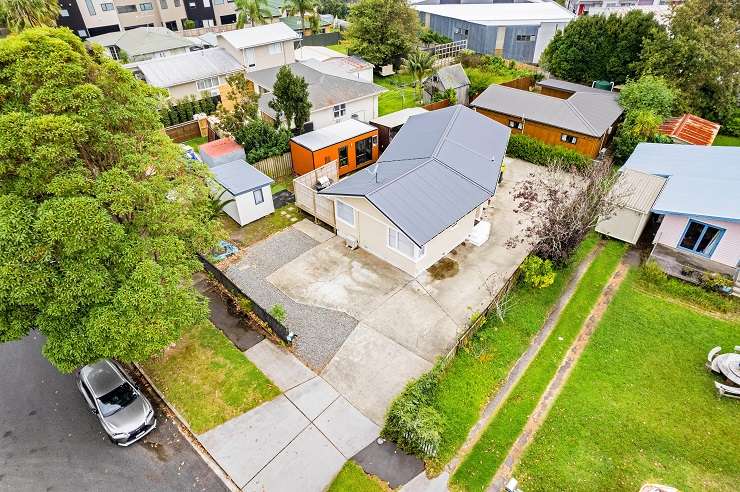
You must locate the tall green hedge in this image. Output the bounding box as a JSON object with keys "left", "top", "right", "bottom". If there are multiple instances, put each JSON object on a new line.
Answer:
{"left": 506, "top": 133, "right": 591, "bottom": 169}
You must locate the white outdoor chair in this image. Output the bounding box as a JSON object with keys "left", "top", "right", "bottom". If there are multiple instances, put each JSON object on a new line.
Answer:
{"left": 715, "top": 381, "right": 740, "bottom": 400}
{"left": 706, "top": 346, "right": 722, "bottom": 373}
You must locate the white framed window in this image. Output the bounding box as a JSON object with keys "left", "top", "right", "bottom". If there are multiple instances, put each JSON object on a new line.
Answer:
{"left": 139, "top": 2, "right": 153, "bottom": 10}
{"left": 268, "top": 42, "right": 283, "bottom": 55}
{"left": 336, "top": 200, "right": 355, "bottom": 226}
{"left": 560, "top": 133, "right": 577, "bottom": 144}
{"left": 203, "top": 0, "right": 210, "bottom": 6}
{"left": 160, "top": 0, "right": 167, "bottom": 8}
{"left": 388, "top": 227, "right": 424, "bottom": 260}
{"left": 253, "top": 188, "right": 264, "bottom": 205}
{"left": 516, "top": 34, "right": 535, "bottom": 42}
{"left": 77, "top": 29, "right": 89, "bottom": 37}
{"left": 85, "top": 0, "right": 96, "bottom": 15}
{"left": 508, "top": 120, "right": 523, "bottom": 130}
{"left": 333, "top": 103, "right": 346, "bottom": 119}
{"left": 174, "top": 0, "right": 180, "bottom": 5}
{"left": 196, "top": 76, "right": 219, "bottom": 90}
{"left": 101, "top": 2, "right": 114, "bottom": 10}
{"left": 60, "top": 8, "right": 70, "bottom": 16}
{"left": 203, "top": 19, "right": 215, "bottom": 27}
{"left": 117, "top": 4, "right": 137, "bottom": 12}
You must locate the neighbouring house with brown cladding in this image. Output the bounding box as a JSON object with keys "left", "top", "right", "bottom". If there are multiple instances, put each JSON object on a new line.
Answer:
{"left": 471, "top": 82, "right": 623, "bottom": 158}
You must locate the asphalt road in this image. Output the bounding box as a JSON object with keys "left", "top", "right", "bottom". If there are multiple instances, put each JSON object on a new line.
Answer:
{"left": 0, "top": 334, "right": 228, "bottom": 492}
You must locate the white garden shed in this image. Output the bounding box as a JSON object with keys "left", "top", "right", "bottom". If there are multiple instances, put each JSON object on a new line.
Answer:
{"left": 210, "top": 159, "right": 274, "bottom": 226}
{"left": 596, "top": 169, "right": 666, "bottom": 244}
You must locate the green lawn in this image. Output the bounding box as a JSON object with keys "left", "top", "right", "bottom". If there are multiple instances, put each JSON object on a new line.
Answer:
{"left": 140, "top": 321, "right": 280, "bottom": 434}
{"left": 327, "top": 462, "right": 391, "bottom": 492}
{"left": 327, "top": 43, "right": 349, "bottom": 55}
{"left": 419, "top": 234, "right": 600, "bottom": 474}
{"left": 270, "top": 174, "right": 295, "bottom": 195}
{"left": 450, "top": 241, "right": 627, "bottom": 491}
{"left": 183, "top": 136, "right": 207, "bottom": 153}
{"left": 514, "top": 271, "right": 740, "bottom": 491}
{"left": 220, "top": 203, "right": 305, "bottom": 249}
{"left": 713, "top": 134, "right": 740, "bottom": 146}
{"left": 375, "top": 73, "right": 421, "bottom": 116}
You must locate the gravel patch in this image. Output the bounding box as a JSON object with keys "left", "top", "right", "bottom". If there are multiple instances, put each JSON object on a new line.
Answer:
{"left": 225, "top": 227, "right": 358, "bottom": 370}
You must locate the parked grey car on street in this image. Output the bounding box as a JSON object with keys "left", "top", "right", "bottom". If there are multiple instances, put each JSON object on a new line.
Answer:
{"left": 76, "top": 359, "right": 156, "bottom": 446}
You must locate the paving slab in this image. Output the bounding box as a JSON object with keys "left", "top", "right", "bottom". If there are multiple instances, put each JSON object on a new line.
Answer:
{"left": 401, "top": 471, "right": 450, "bottom": 492}
{"left": 285, "top": 376, "right": 339, "bottom": 420}
{"left": 314, "top": 396, "right": 380, "bottom": 459}
{"left": 362, "top": 281, "right": 459, "bottom": 363}
{"left": 353, "top": 440, "right": 425, "bottom": 488}
{"left": 267, "top": 237, "right": 411, "bottom": 320}
{"left": 292, "top": 219, "right": 336, "bottom": 243}
{"left": 197, "top": 395, "right": 309, "bottom": 488}
{"left": 321, "top": 324, "right": 433, "bottom": 426}
{"left": 243, "top": 424, "right": 345, "bottom": 492}
{"left": 245, "top": 339, "right": 315, "bottom": 392}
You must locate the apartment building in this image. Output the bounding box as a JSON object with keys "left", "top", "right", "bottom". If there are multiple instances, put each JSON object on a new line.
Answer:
{"left": 57, "top": 0, "right": 283, "bottom": 37}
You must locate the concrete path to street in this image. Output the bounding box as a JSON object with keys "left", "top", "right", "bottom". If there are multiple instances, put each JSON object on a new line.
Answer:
{"left": 197, "top": 339, "right": 380, "bottom": 491}
{"left": 0, "top": 334, "right": 226, "bottom": 492}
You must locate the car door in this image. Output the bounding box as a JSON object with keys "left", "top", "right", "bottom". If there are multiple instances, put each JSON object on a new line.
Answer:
{"left": 80, "top": 380, "right": 100, "bottom": 418}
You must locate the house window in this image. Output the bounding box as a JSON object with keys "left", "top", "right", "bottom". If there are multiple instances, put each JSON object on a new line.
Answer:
{"left": 560, "top": 133, "right": 578, "bottom": 144}
{"left": 77, "top": 29, "right": 89, "bottom": 37}
{"left": 117, "top": 4, "right": 137, "bottom": 12}
{"left": 101, "top": 2, "right": 114, "bottom": 10}
{"left": 333, "top": 103, "right": 346, "bottom": 119}
{"left": 202, "top": 19, "right": 215, "bottom": 28}
{"left": 253, "top": 188, "right": 264, "bottom": 205}
{"left": 196, "top": 76, "right": 219, "bottom": 90}
{"left": 85, "top": 0, "right": 96, "bottom": 15}
{"left": 60, "top": 8, "right": 69, "bottom": 16}
{"left": 516, "top": 34, "right": 535, "bottom": 42}
{"left": 338, "top": 145, "right": 349, "bottom": 167}
{"left": 336, "top": 200, "right": 355, "bottom": 226}
{"left": 139, "top": 2, "right": 153, "bottom": 10}
{"left": 508, "top": 120, "right": 523, "bottom": 130}
{"left": 160, "top": 0, "right": 167, "bottom": 8}
{"left": 214, "top": 0, "right": 224, "bottom": 4}
{"left": 388, "top": 227, "right": 424, "bottom": 260}
{"left": 355, "top": 137, "right": 373, "bottom": 165}
{"left": 678, "top": 220, "right": 724, "bottom": 257}
{"left": 269, "top": 42, "right": 282, "bottom": 55}
{"left": 203, "top": 0, "right": 210, "bottom": 6}
{"left": 174, "top": 0, "right": 180, "bottom": 5}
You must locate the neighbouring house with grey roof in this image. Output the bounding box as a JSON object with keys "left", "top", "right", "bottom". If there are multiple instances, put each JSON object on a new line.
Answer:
{"left": 319, "top": 105, "right": 511, "bottom": 277}
{"left": 536, "top": 78, "right": 615, "bottom": 99}
{"left": 471, "top": 83, "right": 622, "bottom": 158}
{"left": 87, "top": 27, "right": 200, "bottom": 62}
{"left": 210, "top": 159, "right": 275, "bottom": 226}
{"left": 422, "top": 63, "right": 471, "bottom": 105}
{"left": 246, "top": 62, "right": 386, "bottom": 130}
{"left": 126, "top": 47, "right": 243, "bottom": 100}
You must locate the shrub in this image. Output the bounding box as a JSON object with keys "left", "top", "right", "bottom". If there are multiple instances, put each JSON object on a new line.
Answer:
{"left": 520, "top": 255, "right": 556, "bottom": 289}
{"left": 506, "top": 134, "right": 590, "bottom": 169}
{"left": 183, "top": 19, "right": 195, "bottom": 29}
{"left": 699, "top": 272, "right": 734, "bottom": 293}
{"left": 420, "top": 28, "right": 451, "bottom": 45}
{"left": 640, "top": 260, "right": 667, "bottom": 284}
{"left": 234, "top": 119, "right": 291, "bottom": 162}
{"left": 382, "top": 363, "right": 445, "bottom": 458}
{"left": 269, "top": 304, "right": 286, "bottom": 323}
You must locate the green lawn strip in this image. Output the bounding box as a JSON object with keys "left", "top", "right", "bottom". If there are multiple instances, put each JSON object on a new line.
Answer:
{"left": 327, "top": 461, "right": 392, "bottom": 492}
{"left": 140, "top": 321, "right": 280, "bottom": 434}
{"left": 375, "top": 73, "right": 422, "bottom": 116}
{"left": 424, "top": 233, "right": 600, "bottom": 473}
{"left": 514, "top": 271, "right": 740, "bottom": 491}
{"left": 713, "top": 134, "right": 740, "bottom": 146}
{"left": 450, "top": 241, "right": 627, "bottom": 491}
{"left": 183, "top": 136, "right": 207, "bottom": 153}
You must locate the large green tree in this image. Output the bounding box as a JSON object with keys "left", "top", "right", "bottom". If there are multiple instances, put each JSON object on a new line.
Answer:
{"left": 268, "top": 66, "right": 312, "bottom": 131}
{"left": 0, "top": 28, "right": 221, "bottom": 372}
{"left": 401, "top": 50, "right": 436, "bottom": 102}
{"left": 283, "top": 0, "right": 316, "bottom": 32}
{"left": 235, "top": 0, "right": 270, "bottom": 28}
{"left": 540, "top": 11, "right": 662, "bottom": 85}
{"left": 0, "top": 0, "right": 59, "bottom": 33}
{"left": 638, "top": 0, "right": 740, "bottom": 130}
{"left": 345, "top": 0, "right": 419, "bottom": 67}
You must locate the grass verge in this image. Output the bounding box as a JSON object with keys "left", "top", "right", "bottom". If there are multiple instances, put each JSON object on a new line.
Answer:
{"left": 713, "top": 134, "right": 740, "bottom": 146}
{"left": 327, "top": 461, "right": 392, "bottom": 492}
{"left": 183, "top": 136, "right": 207, "bottom": 153}
{"left": 514, "top": 271, "right": 740, "bottom": 491}
{"left": 450, "top": 240, "right": 627, "bottom": 491}
{"left": 140, "top": 321, "right": 279, "bottom": 434}
{"left": 410, "top": 233, "right": 600, "bottom": 473}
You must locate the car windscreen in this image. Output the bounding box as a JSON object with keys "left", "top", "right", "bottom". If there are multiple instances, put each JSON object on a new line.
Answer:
{"left": 98, "top": 383, "right": 138, "bottom": 417}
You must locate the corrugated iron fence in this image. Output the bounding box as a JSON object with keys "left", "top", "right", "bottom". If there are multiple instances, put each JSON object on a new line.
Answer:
{"left": 197, "top": 254, "right": 293, "bottom": 344}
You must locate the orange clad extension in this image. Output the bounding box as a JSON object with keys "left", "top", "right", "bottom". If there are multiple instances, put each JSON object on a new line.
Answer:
{"left": 290, "top": 120, "right": 379, "bottom": 176}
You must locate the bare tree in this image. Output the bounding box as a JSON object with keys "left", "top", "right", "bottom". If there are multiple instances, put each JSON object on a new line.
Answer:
{"left": 506, "top": 160, "right": 626, "bottom": 265}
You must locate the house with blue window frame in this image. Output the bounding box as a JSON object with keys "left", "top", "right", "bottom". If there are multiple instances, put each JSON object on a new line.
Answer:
{"left": 614, "top": 143, "right": 740, "bottom": 292}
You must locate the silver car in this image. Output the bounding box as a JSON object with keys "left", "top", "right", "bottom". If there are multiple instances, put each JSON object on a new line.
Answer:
{"left": 76, "top": 359, "right": 156, "bottom": 446}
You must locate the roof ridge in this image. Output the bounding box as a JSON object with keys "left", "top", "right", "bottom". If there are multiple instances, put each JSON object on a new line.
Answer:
{"left": 436, "top": 138, "right": 498, "bottom": 195}
{"left": 365, "top": 158, "right": 436, "bottom": 196}
{"left": 565, "top": 98, "right": 599, "bottom": 135}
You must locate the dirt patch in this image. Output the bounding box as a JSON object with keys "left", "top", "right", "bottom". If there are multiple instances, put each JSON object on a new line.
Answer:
{"left": 427, "top": 258, "right": 460, "bottom": 280}
{"left": 141, "top": 440, "right": 170, "bottom": 462}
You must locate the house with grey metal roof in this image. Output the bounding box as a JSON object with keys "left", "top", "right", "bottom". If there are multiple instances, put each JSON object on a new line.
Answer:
{"left": 246, "top": 62, "right": 386, "bottom": 131}
{"left": 126, "top": 47, "right": 243, "bottom": 100}
{"left": 471, "top": 83, "right": 622, "bottom": 158}
{"left": 536, "top": 78, "right": 615, "bottom": 99}
{"left": 210, "top": 159, "right": 275, "bottom": 226}
{"left": 422, "top": 63, "right": 470, "bottom": 105}
{"left": 87, "top": 27, "right": 199, "bottom": 62}
{"left": 318, "top": 105, "right": 511, "bottom": 277}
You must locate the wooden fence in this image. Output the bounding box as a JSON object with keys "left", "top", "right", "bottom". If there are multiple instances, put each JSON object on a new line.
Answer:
{"left": 165, "top": 120, "right": 202, "bottom": 143}
{"left": 252, "top": 153, "right": 293, "bottom": 179}
{"left": 422, "top": 99, "right": 451, "bottom": 111}
{"left": 501, "top": 76, "right": 536, "bottom": 91}
{"left": 293, "top": 160, "right": 338, "bottom": 227}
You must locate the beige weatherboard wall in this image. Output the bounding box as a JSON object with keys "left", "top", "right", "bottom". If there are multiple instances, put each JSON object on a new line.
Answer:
{"left": 330, "top": 196, "right": 481, "bottom": 277}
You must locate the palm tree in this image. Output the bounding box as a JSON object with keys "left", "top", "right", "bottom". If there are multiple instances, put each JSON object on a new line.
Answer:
{"left": 1, "top": 0, "right": 59, "bottom": 33}
{"left": 235, "top": 0, "right": 271, "bottom": 28}
{"left": 401, "top": 50, "right": 437, "bottom": 103}
{"left": 283, "top": 0, "right": 315, "bottom": 33}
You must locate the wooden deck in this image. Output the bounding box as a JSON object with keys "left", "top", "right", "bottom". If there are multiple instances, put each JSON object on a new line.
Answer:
{"left": 650, "top": 243, "right": 736, "bottom": 283}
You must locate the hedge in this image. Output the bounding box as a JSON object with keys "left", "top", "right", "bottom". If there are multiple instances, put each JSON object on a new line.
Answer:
{"left": 506, "top": 133, "right": 591, "bottom": 169}
{"left": 160, "top": 95, "right": 218, "bottom": 127}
